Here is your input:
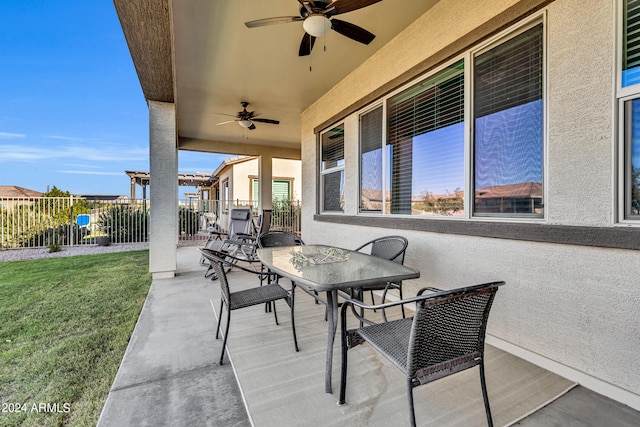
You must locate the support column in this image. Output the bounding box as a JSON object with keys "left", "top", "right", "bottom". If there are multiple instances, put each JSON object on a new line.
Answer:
{"left": 149, "top": 101, "right": 178, "bottom": 278}
{"left": 130, "top": 178, "right": 136, "bottom": 200}
{"left": 258, "top": 154, "right": 273, "bottom": 211}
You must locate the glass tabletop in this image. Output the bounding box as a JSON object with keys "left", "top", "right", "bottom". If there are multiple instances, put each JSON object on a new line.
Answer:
{"left": 257, "top": 244, "right": 420, "bottom": 292}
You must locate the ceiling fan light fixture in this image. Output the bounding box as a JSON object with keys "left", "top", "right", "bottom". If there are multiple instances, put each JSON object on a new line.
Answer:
{"left": 238, "top": 119, "right": 253, "bottom": 128}
{"left": 303, "top": 14, "right": 331, "bottom": 37}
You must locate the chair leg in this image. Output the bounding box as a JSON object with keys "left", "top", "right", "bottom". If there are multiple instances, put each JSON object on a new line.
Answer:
{"left": 339, "top": 331, "right": 349, "bottom": 405}
{"left": 479, "top": 361, "right": 494, "bottom": 427}
{"left": 407, "top": 379, "right": 417, "bottom": 427}
{"left": 289, "top": 285, "right": 299, "bottom": 352}
{"left": 216, "top": 300, "right": 224, "bottom": 339}
{"left": 220, "top": 308, "right": 231, "bottom": 365}
{"left": 272, "top": 301, "right": 279, "bottom": 325}
{"left": 204, "top": 264, "right": 216, "bottom": 280}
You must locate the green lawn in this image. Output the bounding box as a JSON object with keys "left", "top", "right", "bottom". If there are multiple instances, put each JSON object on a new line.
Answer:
{"left": 0, "top": 251, "right": 151, "bottom": 427}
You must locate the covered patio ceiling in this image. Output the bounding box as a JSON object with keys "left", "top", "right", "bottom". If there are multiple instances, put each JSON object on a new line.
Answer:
{"left": 114, "top": 0, "right": 440, "bottom": 155}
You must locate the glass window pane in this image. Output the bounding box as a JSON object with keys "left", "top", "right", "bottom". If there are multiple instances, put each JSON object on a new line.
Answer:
{"left": 625, "top": 99, "right": 640, "bottom": 217}
{"left": 273, "top": 180, "right": 291, "bottom": 201}
{"left": 473, "top": 24, "right": 543, "bottom": 216}
{"left": 360, "top": 106, "right": 383, "bottom": 212}
{"left": 322, "top": 126, "right": 344, "bottom": 170}
{"left": 323, "top": 171, "right": 344, "bottom": 212}
{"left": 387, "top": 60, "right": 465, "bottom": 216}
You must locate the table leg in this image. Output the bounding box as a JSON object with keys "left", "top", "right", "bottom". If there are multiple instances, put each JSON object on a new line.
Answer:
{"left": 324, "top": 289, "right": 338, "bottom": 393}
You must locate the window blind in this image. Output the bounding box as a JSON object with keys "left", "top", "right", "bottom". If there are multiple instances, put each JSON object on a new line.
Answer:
{"left": 252, "top": 179, "right": 292, "bottom": 202}
{"left": 625, "top": 0, "right": 640, "bottom": 71}
{"left": 360, "top": 106, "right": 383, "bottom": 212}
{"left": 474, "top": 24, "right": 542, "bottom": 118}
{"left": 387, "top": 60, "right": 465, "bottom": 215}
{"left": 388, "top": 60, "right": 464, "bottom": 141}
{"left": 473, "top": 23, "right": 543, "bottom": 216}
{"left": 321, "top": 126, "right": 344, "bottom": 170}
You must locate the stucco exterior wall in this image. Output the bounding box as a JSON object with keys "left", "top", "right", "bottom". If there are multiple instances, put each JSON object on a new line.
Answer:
{"left": 232, "top": 160, "right": 255, "bottom": 202}
{"left": 224, "top": 158, "right": 302, "bottom": 202}
{"left": 301, "top": 0, "right": 640, "bottom": 408}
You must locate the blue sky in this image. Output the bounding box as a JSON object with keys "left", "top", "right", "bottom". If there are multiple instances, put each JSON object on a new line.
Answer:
{"left": 0, "top": 1, "right": 225, "bottom": 198}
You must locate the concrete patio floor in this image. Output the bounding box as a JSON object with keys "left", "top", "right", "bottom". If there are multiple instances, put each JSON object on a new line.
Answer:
{"left": 97, "top": 246, "right": 640, "bottom": 426}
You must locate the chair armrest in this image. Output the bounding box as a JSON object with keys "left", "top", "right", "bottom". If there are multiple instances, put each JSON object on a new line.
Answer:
{"left": 417, "top": 286, "right": 443, "bottom": 296}
{"left": 208, "top": 230, "right": 228, "bottom": 239}
{"left": 199, "top": 247, "right": 259, "bottom": 269}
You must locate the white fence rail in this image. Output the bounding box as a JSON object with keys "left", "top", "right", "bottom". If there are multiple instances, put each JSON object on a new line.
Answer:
{"left": 1, "top": 197, "right": 301, "bottom": 249}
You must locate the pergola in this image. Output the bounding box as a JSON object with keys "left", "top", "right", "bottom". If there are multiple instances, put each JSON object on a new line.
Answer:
{"left": 125, "top": 170, "right": 216, "bottom": 201}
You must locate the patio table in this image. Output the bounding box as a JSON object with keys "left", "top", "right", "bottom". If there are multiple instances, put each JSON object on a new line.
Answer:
{"left": 257, "top": 244, "right": 420, "bottom": 393}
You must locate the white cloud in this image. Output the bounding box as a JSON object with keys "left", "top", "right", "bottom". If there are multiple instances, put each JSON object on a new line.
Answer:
{"left": 47, "top": 135, "right": 93, "bottom": 142}
{"left": 0, "top": 143, "right": 147, "bottom": 163}
{"left": 56, "top": 170, "right": 123, "bottom": 176}
{"left": 0, "top": 132, "right": 26, "bottom": 139}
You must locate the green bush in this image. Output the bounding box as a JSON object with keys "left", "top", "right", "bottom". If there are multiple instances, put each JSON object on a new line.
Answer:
{"left": 25, "top": 224, "right": 90, "bottom": 248}
{"left": 97, "top": 205, "right": 148, "bottom": 243}
{"left": 179, "top": 207, "right": 199, "bottom": 236}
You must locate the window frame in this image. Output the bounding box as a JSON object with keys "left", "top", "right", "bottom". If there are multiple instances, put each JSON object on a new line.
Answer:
{"left": 358, "top": 103, "right": 385, "bottom": 215}
{"left": 221, "top": 179, "right": 230, "bottom": 213}
{"left": 618, "top": 0, "right": 640, "bottom": 224}
{"left": 470, "top": 19, "right": 546, "bottom": 219}
{"left": 346, "top": 14, "right": 546, "bottom": 222}
{"left": 319, "top": 123, "right": 346, "bottom": 213}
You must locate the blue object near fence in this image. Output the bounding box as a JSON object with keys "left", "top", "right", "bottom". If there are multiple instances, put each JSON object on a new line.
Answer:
{"left": 77, "top": 214, "right": 90, "bottom": 227}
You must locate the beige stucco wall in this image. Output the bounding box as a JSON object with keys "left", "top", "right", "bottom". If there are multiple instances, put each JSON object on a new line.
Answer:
{"left": 301, "top": 0, "right": 640, "bottom": 409}
{"left": 227, "top": 158, "right": 302, "bottom": 202}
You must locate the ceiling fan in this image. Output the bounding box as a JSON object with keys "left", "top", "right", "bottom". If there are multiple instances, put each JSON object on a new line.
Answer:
{"left": 215, "top": 102, "right": 280, "bottom": 130}
{"left": 245, "top": 0, "right": 381, "bottom": 56}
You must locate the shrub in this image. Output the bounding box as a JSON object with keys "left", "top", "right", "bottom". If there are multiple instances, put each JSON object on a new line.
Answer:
{"left": 97, "top": 205, "right": 149, "bottom": 243}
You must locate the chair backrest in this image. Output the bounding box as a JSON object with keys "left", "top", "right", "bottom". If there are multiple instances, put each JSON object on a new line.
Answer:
{"left": 228, "top": 208, "right": 253, "bottom": 238}
{"left": 205, "top": 251, "right": 231, "bottom": 305}
{"left": 256, "top": 209, "right": 272, "bottom": 236}
{"left": 355, "top": 235, "right": 408, "bottom": 265}
{"left": 407, "top": 282, "right": 503, "bottom": 382}
{"left": 257, "top": 230, "right": 304, "bottom": 248}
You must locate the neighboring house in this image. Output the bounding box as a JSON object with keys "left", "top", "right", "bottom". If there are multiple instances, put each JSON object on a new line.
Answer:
{"left": 116, "top": 0, "right": 640, "bottom": 411}
{"left": 0, "top": 186, "right": 43, "bottom": 212}
{"left": 211, "top": 155, "right": 301, "bottom": 229}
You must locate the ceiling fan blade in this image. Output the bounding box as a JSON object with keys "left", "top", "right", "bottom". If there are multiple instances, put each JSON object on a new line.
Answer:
{"left": 299, "top": 32, "right": 317, "bottom": 56}
{"left": 248, "top": 123, "right": 257, "bottom": 130}
{"left": 331, "top": 19, "right": 375, "bottom": 45}
{"left": 216, "top": 120, "right": 238, "bottom": 126}
{"left": 245, "top": 16, "right": 303, "bottom": 28}
{"left": 252, "top": 118, "right": 280, "bottom": 125}
{"left": 326, "top": 0, "right": 382, "bottom": 15}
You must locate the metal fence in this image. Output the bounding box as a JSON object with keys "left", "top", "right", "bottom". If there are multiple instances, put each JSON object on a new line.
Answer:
{"left": 1, "top": 196, "right": 301, "bottom": 249}
{"left": 203, "top": 199, "right": 302, "bottom": 236}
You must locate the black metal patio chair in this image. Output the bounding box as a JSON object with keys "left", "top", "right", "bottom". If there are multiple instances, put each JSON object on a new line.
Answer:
{"left": 353, "top": 235, "right": 409, "bottom": 321}
{"left": 339, "top": 281, "right": 505, "bottom": 427}
{"left": 199, "top": 247, "right": 299, "bottom": 365}
{"left": 257, "top": 230, "right": 305, "bottom": 283}
{"left": 201, "top": 208, "right": 254, "bottom": 276}
{"left": 201, "top": 209, "right": 276, "bottom": 278}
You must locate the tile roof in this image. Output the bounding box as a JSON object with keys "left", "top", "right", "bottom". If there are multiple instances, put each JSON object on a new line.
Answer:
{"left": 0, "top": 186, "right": 43, "bottom": 198}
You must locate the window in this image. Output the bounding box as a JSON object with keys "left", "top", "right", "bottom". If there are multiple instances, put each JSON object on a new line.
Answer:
{"left": 360, "top": 106, "right": 383, "bottom": 213}
{"left": 252, "top": 179, "right": 293, "bottom": 203}
{"left": 321, "top": 125, "right": 345, "bottom": 212}
{"left": 331, "top": 18, "right": 545, "bottom": 220}
{"left": 473, "top": 23, "right": 544, "bottom": 217}
{"left": 623, "top": 0, "right": 640, "bottom": 87}
{"left": 387, "top": 60, "right": 465, "bottom": 216}
{"left": 621, "top": 1, "right": 640, "bottom": 220}
{"left": 222, "top": 179, "right": 229, "bottom": 212}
